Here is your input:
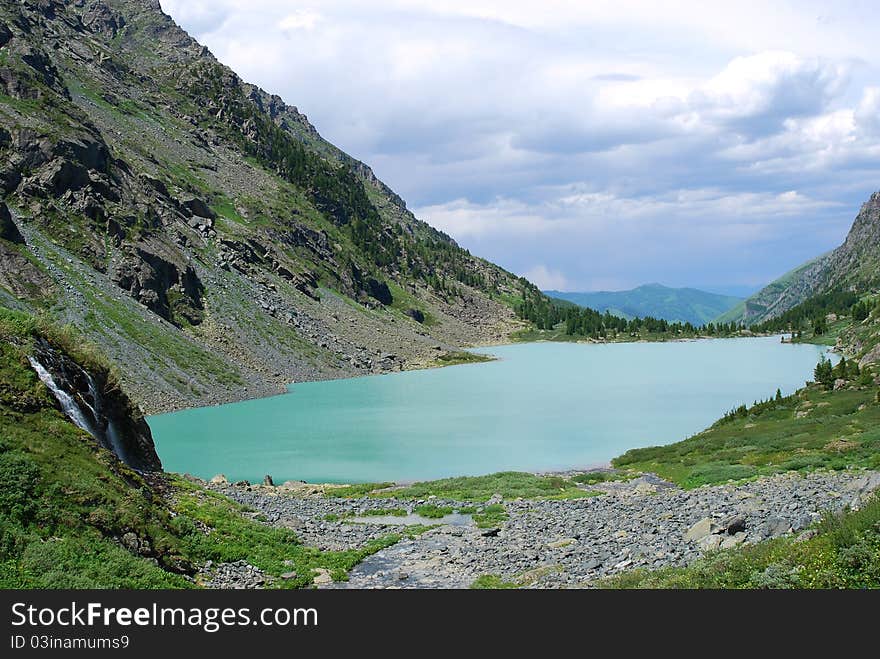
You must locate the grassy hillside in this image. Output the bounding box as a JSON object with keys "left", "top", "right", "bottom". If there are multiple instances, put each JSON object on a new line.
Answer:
{"left": 547, "top": 284, "right": 742, "bottom": 325}
{"left": 614, "top": 380, "right": 880, "bottom": 488}
{"left": 615, "top": 293, "right": 880, "bottom": 487}
{"left": 0, "top": 308, "right": 402, "bottom": 588}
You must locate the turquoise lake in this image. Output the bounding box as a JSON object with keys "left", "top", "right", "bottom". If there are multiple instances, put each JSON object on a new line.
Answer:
{"left": 148, "top": 336, "right": 833, "bottom": 484}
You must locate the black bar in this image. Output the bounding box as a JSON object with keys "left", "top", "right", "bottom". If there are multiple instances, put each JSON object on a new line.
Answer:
{"left": 0, "top": 589, "right": 875, "bottom": 653}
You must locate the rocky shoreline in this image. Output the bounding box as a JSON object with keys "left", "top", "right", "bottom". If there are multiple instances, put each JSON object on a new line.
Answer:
{"left": 193, "top": 469, "right": 880, "bottom": 589}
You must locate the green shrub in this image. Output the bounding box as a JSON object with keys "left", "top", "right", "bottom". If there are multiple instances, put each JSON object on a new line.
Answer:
{"left": 683, "top": 463, "right": 756, "bottom": 488}
{"left": 470, "top": 574, "right": 519, "bottom": 589}
{"left": 0, "top": 451, "right": 39, "bottom": 523}
{"left": 473, "top": 504, "right": 508, "bottom": 528}
{"left": 414, "top": 504, "right": 454, "bottom": 519}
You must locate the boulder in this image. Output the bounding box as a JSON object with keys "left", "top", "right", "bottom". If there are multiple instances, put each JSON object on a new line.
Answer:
{"left": 405, "top": 308, "right": 425, "bottom": 323}
{"left": 365, "top": 277, "right": 393, "bottom": 305}
{"left": 859, "top": 344, "right": 880, "bottom": 368}
{"left": 718, "top": 514, "right": 747, "bottom": 535}
{"left": 684, "top": 517, "right": 719, "bottom": 542}
{"left": 719, "top": 532, "right": 747, "bottom": 550}
{"left": 0, "top": 203, "right": 23, "bottom": 243}
{"left": 110, "top": 247, "right": 204, "bottom": 326}
{"left": 697, "top": 534, "right": 722, "bottom": 551}
{"left": 761, "top": 516, "right": 791, "bottom": 538}
{"left": 0, "top": 22, "right": 11, "bottom": 49}
{"left": 181, "top": 197, "right": 216, "bottom": 220}
{"left": 794, "top": 529, "right": 819, "bottom": 543}
{"left": 121, "top": 532, "right": 140, "bottom": 552}
{"left": 40, "top": 158, "right": 90, "bottom": 194}
{"left": 312, "top": 568, "right": 333, "bottom": 585}
{"left": 209, "top": 474, "right": 228, "bottom": 485}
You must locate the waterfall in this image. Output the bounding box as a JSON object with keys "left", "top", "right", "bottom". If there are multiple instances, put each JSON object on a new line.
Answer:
{"left": 85, "top": 371, "right": 130, "bottom": 465}
{"left": 105, "top": 418, "right": 131, "bottom": 466}
{"left": 28, "top": 356, "right": 99, "bottom": 437}
{"left": 28, "top": 355, "right": 135, "bottom": 466}
{"left": 25, "top": 339, "right": 161, "bottom": 472}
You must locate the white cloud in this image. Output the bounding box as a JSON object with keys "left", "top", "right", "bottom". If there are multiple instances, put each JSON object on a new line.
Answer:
{"left": 158, "top": 0, "right": 880, "bottom": 291}
{"left": 278, "top": 9, "right": 321, "bottom": 31}
{"left": 855, "top": 86, "right": 880, "bottom": 136}
{"left": 523, "top": 265, "right": 570, "bottom": 291}
{"left": 691, "top": 51, "right": 850, "bottom": 135}
{"left": 417, "top": 198, "right": 563, "bottom": 238}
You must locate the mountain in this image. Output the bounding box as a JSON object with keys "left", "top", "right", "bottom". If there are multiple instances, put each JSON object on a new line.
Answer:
{"left": 545, "top": 284, "right": 743, "bottom": 325}
{"left": 0, "top": 0, "right": 533, "bottom": 414}
{"left": 713, "top": 255, "right": 832, "bottom": 325}
{"left": 719, "top": 192, "right": 880, "bottom": 325}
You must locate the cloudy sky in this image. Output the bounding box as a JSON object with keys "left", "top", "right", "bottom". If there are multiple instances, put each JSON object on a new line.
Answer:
{"left": 160, "top": 1, "right": 880, "bottom": 296}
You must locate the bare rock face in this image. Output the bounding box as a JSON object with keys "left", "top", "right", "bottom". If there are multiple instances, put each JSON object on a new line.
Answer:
{"left": 110, "top": 247, "right": 204, "bottom": 326}
{"left": 0, "top": 203, "right": 53, "bottom": 299}
{"left": 859, "top": 343, "right": 880, "bottom": 368}
{"left": 0, "top": 202, "right": 23, "bottom": 243}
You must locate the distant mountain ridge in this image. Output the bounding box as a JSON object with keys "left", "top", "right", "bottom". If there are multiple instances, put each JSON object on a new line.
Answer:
{"left": 545, "top": 283, "right": 743, "bottom": 325}
{"left": 719, "top": 190, "right": 880, "bottom": 325}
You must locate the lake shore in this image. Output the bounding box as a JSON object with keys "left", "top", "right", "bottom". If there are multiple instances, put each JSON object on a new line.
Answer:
{"left": 189, "top": 468, "right": 880, "bottom": 589}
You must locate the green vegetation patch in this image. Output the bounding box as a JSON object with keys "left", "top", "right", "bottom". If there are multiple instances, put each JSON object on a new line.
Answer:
{"left": 357, "top": 471, "right": 595, "bottom": 501}
{"left": 614, "top": 381, "right": 880, "bottom": 488}
{"left": 414, "top": 504, "right": 455, "bottom": 519}
{"left": 0, "top": 314, "right": 193, "bottom": 587}
{"left": 470, "top": 565, "right": 563, "bottom": 589}
{"left": 470, "top": 574, "right": 520, "bottom": 589}
{"left": 434, "top": 351, "right": 494, "bottom": 366}
{"left": 0, "top": 309, "right": 398, "bottom": 588}
{"left": 472, "top": 503, "right": 508, "bottom": 528}
{"left": 571, "top": 470, "right": 638, "bottom": 485}
{"left": 359, "top": 507, "right": 408, "bottom": 517}
{"left": 170, "top": 477, "right": 399, "bottom": 587}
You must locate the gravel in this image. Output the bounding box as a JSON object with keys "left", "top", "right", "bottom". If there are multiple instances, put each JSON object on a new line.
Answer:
{"left": 197, "top": 469, "right": 880, "bottom": 589}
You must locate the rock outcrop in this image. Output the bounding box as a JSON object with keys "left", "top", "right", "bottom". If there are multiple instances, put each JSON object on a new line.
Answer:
{"left": 28, "top": 337, "right": 162, "bottom": 471}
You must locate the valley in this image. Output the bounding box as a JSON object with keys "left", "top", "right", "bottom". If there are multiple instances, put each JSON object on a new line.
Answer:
{"left": 1, "top": 0, "right": 880, "bottom": 591}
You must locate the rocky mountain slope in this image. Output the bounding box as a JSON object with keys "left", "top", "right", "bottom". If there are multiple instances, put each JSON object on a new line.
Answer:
{"left": 546, "top": 283, "right": 742, "bottom": 325}
{"left": 720, "top": 192, "right": 880, "bottom": 325}
{"left": 0, "top": 0, "right": 529, "bottom": 414}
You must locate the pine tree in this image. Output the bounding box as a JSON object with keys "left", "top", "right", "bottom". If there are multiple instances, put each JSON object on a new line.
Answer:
{"left": 814, "top": 358, "right": 834, "bottom": 389}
